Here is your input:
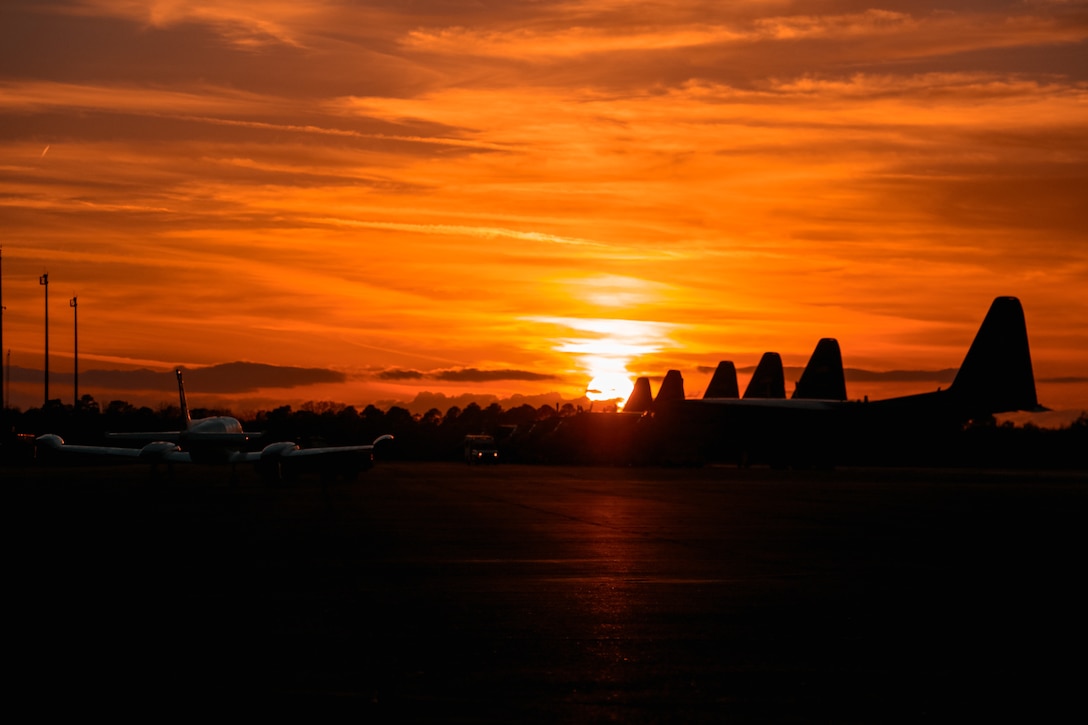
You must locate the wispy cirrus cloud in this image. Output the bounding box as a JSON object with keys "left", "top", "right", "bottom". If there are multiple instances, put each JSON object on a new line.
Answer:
{"left": 400, "top": 9, "right": 925, "bottom": 60}
{"left": 66, "top": 0, "right": 327, "bottom": 48}
{"left": 0, "top": 80, "right": 270, "bottom": 115}
{"left": 400, "top": 7, "right": 1087, "bottom": 74}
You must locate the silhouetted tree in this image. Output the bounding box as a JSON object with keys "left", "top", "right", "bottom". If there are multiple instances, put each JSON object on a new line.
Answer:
{"left": 459, "top": 403, "right": 484, "bottom": 433}
{"left": 482, "top": 403, "right": 503, "bottom": 431}
{"left": 363, "top": 404, "right": 385, "bottom": 425}
{"left": 500, "top": 404, "right": 538, "bottom": 430}
{"left": 106, "top": 400, "right": 135, "bottom": 416}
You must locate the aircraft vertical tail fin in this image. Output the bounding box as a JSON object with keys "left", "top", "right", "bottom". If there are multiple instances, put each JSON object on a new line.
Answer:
{"left": 792, "top": 338, "right": 847, "bottom": 401}
{"left": 624, "top": 377, "right": 654, "bottom": 414}
{"left": 949, "top": 296, "right": 1041, "bottom": 416}
{"left": 743, "top": 353, "right": 785, "bottom": 399}
{"left": 176, "top": 368, "right": 192, "bottom": 429}
{"left": 653, "top": 370, "right": 686, "bottom": 409}
{"left": 703, "top": 361, "right": 739, "bottom": 399}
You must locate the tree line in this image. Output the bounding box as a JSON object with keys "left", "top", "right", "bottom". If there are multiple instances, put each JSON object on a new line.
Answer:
{"left": 2, "top": 394, "right": 1086, "bottom": 469}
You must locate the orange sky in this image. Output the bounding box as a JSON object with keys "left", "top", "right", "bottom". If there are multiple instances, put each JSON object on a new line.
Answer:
{"left": 1, "top": 2, "right": 1086, "bottom": 420}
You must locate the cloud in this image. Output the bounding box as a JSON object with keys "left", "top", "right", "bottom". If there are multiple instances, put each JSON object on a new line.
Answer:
{"left": 394, "top": 391, "right": 499, "bottom": 414}
{"left": 379, "top": 369, "right": 426, "bottom": 381}
{"left": 401, "top": 24, "right": 747, "bottom": 58}
{"left": 719, "top": 364, "right": 960, "bottom": 384}
{"left": 435, "top": 368, "right": 559, "bottom": 383}
{"left": 395, "top": 6, "right": 1087, "bottom": 83}
{"left": 377, "top": 367, "right": 560, "bottom": 384}
{"left": 754, "top": 10, "right": 915, "bottom": 41}
{"left": 0, "top": 80, "right": 267, "bottom": 116}
{"left": 69, "top": 1, "right": 321, "bottom": 49}
{"left": 179, "top": 362, "right": 346, "bottom": 392}
{"left": 396, "top": 390, "right": 589, "bottom": 416}
{"left": 321, "top": 218, "right": 610, "bottom": 250}
{"left": 9, "top": 362, "right": 345, "bottom": 394}
{"left": 842, "top": 368, "right": 958, "bottom": 384}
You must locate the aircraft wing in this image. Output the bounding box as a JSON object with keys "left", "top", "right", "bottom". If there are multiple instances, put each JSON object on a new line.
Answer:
{"left": 240, "top": 436, "right": 394, "bottom": 477}
{"left": 36, "top": 435, "right": 192, "bottom": 463}
{"left": 286, "top": 444, "right": 380, "bottom": 458}
{"left": 233, "top": 443, "right": 380, "bottom": 465}
{"left": 37, "top": 433, "right": 393, "bottom": 478}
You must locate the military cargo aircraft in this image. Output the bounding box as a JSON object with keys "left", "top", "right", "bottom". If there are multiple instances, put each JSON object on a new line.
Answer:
{"left": 636, "top": 297, "right": 1043, "bottom": 466}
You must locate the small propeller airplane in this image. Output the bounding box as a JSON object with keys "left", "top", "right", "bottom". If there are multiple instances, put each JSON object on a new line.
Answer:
{"left": 37, "top": 369, "right": 392, "bottom": 480}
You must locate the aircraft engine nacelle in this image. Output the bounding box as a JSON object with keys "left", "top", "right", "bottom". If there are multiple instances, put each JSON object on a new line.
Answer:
{"left": 34, "top": 434, "right": 68, "bottom": 462}
{"left": 256, "top": 441, "right": 301, "bottom": 482}
{"left": 260, "top": 441, "right": 300, "bottom": 460}
{"left": 35, "top": 433, "right": 65, "bottom": 449}
{"left": 138, "top": 441, "right": 182, "bottom": 460}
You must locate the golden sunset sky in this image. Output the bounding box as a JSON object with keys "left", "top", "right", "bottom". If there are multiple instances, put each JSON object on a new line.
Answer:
{"left": 2, "top": 1, "right": 1086, "bottom": 418}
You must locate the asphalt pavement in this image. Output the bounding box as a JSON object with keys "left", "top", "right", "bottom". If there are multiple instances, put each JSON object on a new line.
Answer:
{"left": 7, "top": 462, "right": 1086, "bottom": 721}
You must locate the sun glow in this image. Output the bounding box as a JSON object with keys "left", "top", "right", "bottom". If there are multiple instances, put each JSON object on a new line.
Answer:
{"left": 528, "top": 315, "right": 674, "bottom": 409}
{"left": 586, "top": 368, "right": 636, "bottom": 405}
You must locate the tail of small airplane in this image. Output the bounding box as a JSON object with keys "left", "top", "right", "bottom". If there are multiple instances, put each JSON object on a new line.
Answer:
{"left": 703, "top": 361, "right": 740, "bottom": 399}
{"left": 654, "top": 370, "right": 686, "bottom": 409}
{"left": 948, "top": 296, "right": 1041, "bottom": 416}
{"left": 176, "top": 368, "right": 192, "bottom": 429}
{"left": 624, "top": 377, "right": 654, "bottom": 414}
{"left": 743, "top": 353, "right": 785, "bottom": 399}
{"left": 792, "top": 338, "right": 847, "bottom": 401}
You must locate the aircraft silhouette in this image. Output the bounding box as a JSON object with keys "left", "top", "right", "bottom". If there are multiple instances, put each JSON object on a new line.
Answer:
{"left": 628, "top": 297, "right": 1043, "bottom": 466}
{"left": 742, "top": 352, "right": 786, "bottom": 399}
{"left": 698, "top": 340, "right": 846, "bottom": 403}
{"left": 37, "top": 369, "right": 392, "bottom": 480}
{"left": 629, "top": 335, "right": 843, "bottom": 414}
{"left": 702, "top": 361, "right": 740, "bottom": 399}
{"left": 699, "top": 354, "right": 787, "bottom": 400}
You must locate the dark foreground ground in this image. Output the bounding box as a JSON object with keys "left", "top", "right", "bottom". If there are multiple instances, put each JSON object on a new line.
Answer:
{"left": 7, "top": 462, "right": 1087, "bottom": 721}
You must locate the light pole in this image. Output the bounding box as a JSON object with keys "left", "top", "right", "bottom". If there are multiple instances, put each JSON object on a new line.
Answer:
{"left": 0, "top": 306, "right": 5, "bottom": 410}
{"left": 1, "top": 246, "right": 5, "bottom": 410}
{"left": 40, "top": 273, "right": 49, "bottom": 404}
{"left": 70, "top": 296, "right": 78, "bottom": 406}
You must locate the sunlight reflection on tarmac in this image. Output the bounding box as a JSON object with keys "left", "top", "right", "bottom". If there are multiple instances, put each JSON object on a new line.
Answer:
{"left": 7, "top": 462, "right": 1087, "bottom": 720}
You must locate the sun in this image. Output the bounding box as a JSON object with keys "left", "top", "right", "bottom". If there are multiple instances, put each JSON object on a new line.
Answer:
{"left": 531, "top": 313, "right": 672, "bottom": 410}
{"left": 586, "top": 370, "right": 635, "bottom": 406}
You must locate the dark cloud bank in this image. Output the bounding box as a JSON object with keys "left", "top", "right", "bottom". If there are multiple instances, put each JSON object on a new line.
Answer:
{"left": 9, "top": 362, "right": 344, "bottom": 394}
{"left": 380, "top": 368, "right": 558, "bottom": 383}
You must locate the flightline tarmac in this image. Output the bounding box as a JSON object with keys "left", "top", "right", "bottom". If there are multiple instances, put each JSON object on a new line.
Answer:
{"left": 7, "top": 462, "right": 1087, "bottom": 721}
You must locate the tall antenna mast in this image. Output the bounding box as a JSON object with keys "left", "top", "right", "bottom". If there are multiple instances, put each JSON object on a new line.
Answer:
{"left": 70, "top": 296, "right": 78, "bottom": 406}
{"left": 0, "top": 246, "right": 5, "bottom": 410}
{"left": 40, "top": 273, "right": 49, "bottom": 404}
